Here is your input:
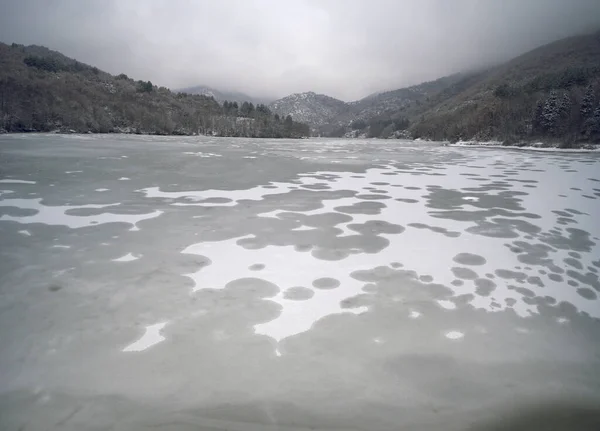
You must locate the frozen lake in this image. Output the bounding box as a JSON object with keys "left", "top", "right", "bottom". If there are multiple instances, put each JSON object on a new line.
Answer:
{"left": 1, "top": 134, "right": 600, "bottom": 430}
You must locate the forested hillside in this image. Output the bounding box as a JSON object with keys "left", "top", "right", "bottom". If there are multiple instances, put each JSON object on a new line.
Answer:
{"left": 269, "top": 92, "right": 350, "bottom": 130}
{"left": 0, "top": 43, "right": 309, "bottom": 138}
{"left": 329, "top": 31, "right": 600, "bottom": 146}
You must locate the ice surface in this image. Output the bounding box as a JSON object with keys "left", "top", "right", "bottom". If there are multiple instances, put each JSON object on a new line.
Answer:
{"left": 179, "top": 157, "right": 600, "bottom": 342}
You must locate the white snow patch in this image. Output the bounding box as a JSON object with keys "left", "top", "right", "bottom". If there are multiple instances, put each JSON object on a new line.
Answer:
{"left": 169, "top": 151, "right": 600, "bottom": 343}
{"left": 445, "top": 331, "right": 464, "bottom": 340}
{"left": 112, "top": 252, "right": 139, "bottom": 262}
{"left": 0, "top": 179, "right": 36, "bottom": 184}
{"left": 0, "top": 198, "right": 162, "bottom": 230}
{"left": 119, "top": 177, "right": 130, "bottom": 181}
{"left": 95, "top": 188, "right": 110, "bottom": 192}
{"left": 18, "top": 230, "right": 31, "bottom": 236}
{"left": 437, "top": 300, "right": 457, "bottom": 310}
{"left": 123, "top": 322, "right": 168, "bottom": 352}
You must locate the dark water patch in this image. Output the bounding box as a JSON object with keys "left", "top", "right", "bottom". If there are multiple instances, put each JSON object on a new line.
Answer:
{"left": 408, "top": 223, "right": 460, "bottom": 238}
{"left": 369, "top": 189, "right": 388, "bottom": 194}
{"left": 453, "top": 253, "right": 486, "bottom": 266}
{"left": 452, "top": 267, "right": 478, "bottom": 280}
{"left": 569, "top": 251, "right": 582, "bottom": 258}
{"left": 356, "top": 194, "right": 392, "bottom": 200}
{"left": 0, "top": 207, "right": 38, "bottom": 217}
{"left": 557, "top": 217, "right": 576, "bottom": 226}
{"left": 564, "top": 258, "right": 583, "bottom": 270}
{"left": 370, "top": 182, "right": 389, "bottom": 186}
{"left": 495, "top": 269, "right": 527, "bottom": 282}
{"left": 312, "top": 277, "right": 341, "bottom": 290}
{"left": 404, "top": 186, "right": 421, "bottom": 190}
{"left": 527, "top": 276, "right": 544, "bottom": 288}
{"left": 420, "top": 275, "right": 434, "bottom": 283}
{"left": 474, "top": 278, "right": 496, "bottom": 296}
{"left": 466, "top": 222, "right": 519, "bottom": 239}
{"left": 451, "top": 279, "right": 464, "bottom": 287}
{"left": 510, "top": 286, "right": 536, "bottom": 297}
{"left": 283, "top": 286, "right": 314, "bottom": 300}
{"left": 494, "top": 218, "right": 542, "bottom": 235}
{"left": 48, "top": 284, "right": 62, "bottom": 292}
{"left": 301, "top": 184, "right": 331, "bottom": 191}
{"left": 335, "top": 201, "right": 386, "bottom": 215}
{"left": 348, "top": 220, "right": 405, "bottom": 236}
{"left": 396, "top": 198, "right": 419, "bottom": 204}
{"left": 249, "top": 263, "right": 265, "bottom": 271}
{"left": 486, "top": 273, "right": 495, "bottom": 279}
{"left": 564, "top": 208, "right": 586, "bottom": 216}
{"left": 236, "top": 237, "right": 266, "bottom": 250}
{"left": 311, "top": 248, "right": 350, "bottom": 261}
{"left": 577, "top": 287, "right": 597, "bottom": 300}
{"left": 294, "top": 244, "right": 312, "bottom": 252}
{"left": 540, "top": 227, "right": 595, "bottom": 252}
{"left": 225, "top": 277, "right": 279, "bottom": 298}
{"left": 511, "top": 241, "right": 555, "bottom": 266}
{"left": 390, "top": 262, "right": 403, "bottom": 269}
{"left": 340, "top": 294, "right": 370, "bottom": 309}
{"left": 303, "top": 212, "right": 354, "bottom": 228}
{"left": 548, "top": 273, "right": 564, "bottom": 282}
{"left": 568, "top": 280, "right": 579, "bottom": 287}
{"left": 425, "top": 187, "right": 526, "bottom": 212}
{"left": 566, "top": 270, "right": 600, "bottom": 291}
{"left": 582, "top": 195, "right": 596, "bottom": 200}
{"left": 553, "top": 210, "right": 573, "bottom": 218}
{"left": 201, "top": 197, "right": 234, "bottom": 204}
{"left": 505, "top": 297, "right": 517, "bottom": 306}
{"left": 589, "top": 266, "right": 598, "bottom": 274}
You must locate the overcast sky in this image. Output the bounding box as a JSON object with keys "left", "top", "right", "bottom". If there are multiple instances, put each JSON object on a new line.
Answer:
{"left": 1, "top": 0, "right": 600, "bottom": 101}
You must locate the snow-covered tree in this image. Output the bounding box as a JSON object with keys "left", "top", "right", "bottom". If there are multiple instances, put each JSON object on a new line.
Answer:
{"left": 541, "top": 91, "right": 560, "bottom": 135}
{"left": 581, "top": 85, "right": 595, "bottom": 118}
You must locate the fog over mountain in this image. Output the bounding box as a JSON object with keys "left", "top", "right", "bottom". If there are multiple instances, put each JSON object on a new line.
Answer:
{"left": 1, "top": 0, "right": 600, "bottom": 100}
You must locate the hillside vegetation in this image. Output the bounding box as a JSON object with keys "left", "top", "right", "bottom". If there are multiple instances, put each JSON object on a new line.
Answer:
{"left": 326, "top": 31, "right": 600, "bottom": 146}
{"left": 266, "top": 31, "right": 600, "bottom": 146}
{"left": 0, "top": 43, "right": 309, "bottom": 138}
{"left": 408, "top": 31, "right": 600, "bottom": 146}
{"left": 269, "top": 92, "right": 350, "bottom": 130}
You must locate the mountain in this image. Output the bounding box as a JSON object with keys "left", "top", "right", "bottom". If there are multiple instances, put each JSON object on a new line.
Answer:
{"left": 332, "top": 31, "right": 600, "bottom": 146}
{"left": 0, "top": 43, "right": 309, "bottom": 138}
{"left": 268, "top": 92, "right": 350, "bottom": 129}
{"left": 266, "top": 74, "right": 474, "bottom": 137}
{"left": 408, "top": 31, "right": 600, "bottom": 146}
{"left": 176, "top": 85, "right": 270, "bottom": 105}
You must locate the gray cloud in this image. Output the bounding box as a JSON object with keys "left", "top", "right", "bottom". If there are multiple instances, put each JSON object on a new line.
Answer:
{"left": 1, "top": 0, "right": 599, "bottom": 101}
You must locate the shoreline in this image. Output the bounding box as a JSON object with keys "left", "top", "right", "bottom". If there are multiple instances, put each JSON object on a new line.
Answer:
{"left": 448, "top": 140, "right": 600, "bottom": 153}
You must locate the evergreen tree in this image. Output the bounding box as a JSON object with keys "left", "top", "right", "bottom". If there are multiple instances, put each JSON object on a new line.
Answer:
{"left": 581, "top": 85, "right": 595, "bottom": 118}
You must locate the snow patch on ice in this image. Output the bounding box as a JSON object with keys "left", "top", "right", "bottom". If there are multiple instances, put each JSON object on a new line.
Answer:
{"left": 0, "top": 198, "right": 162, "bottom": 230}
{"left": 112, "top": 252, "right": 139, "bottom": 262}
{"left": 0, "top": 179, "right": 36, "bottom": 184}
{"left": 123, "top": 322, "right": 168, "bottom": 352}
